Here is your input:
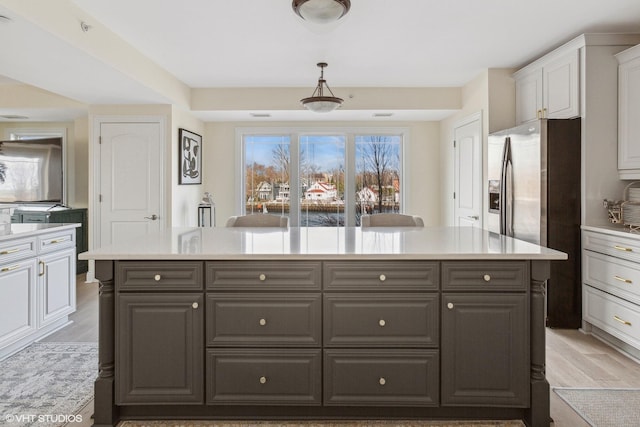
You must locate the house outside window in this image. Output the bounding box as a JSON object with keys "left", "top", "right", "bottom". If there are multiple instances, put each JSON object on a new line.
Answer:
{"left": 240, "top": 129, "right": 405, "bottom": 227}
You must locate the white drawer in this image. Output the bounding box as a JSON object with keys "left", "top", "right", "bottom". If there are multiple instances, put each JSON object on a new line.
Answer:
{"left": 583, "top": 250, "right": 640, "bottom": 305}
{"left": 37, "top": 229, "right": 75, "bottom": 254}
{"left": 583, "top": 230, "right": 640, "bottom": 263}
{"left": 583, "top": 286, "right": 640, "bottom": 349}
{"left": 0, "top": 237, "right": 37, "bottom": 264}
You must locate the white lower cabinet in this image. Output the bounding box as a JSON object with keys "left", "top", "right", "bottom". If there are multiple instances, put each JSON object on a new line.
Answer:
{"left": 582, "top": 227, "right": 640, "bottom": 358}
{"left": 0, "top": 227, "right": 77, "bottom": 360}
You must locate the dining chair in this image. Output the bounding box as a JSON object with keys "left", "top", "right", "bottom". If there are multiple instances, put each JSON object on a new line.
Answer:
{"left": 360, "top": 213, "right": 424, "bottom": 227}
{"left": 225, "top": 214, "right": 289, "bottom": 228}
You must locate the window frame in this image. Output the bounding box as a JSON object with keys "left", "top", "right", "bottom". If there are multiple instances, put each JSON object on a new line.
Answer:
{"left": 236, "top": 126, "right": 409, "bottom": 227}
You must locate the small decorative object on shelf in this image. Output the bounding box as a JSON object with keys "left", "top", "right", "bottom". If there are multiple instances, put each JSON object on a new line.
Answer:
{"left": 621, "top": 181, "right": 640, "bottom": 233}
{"left": 198, "top": 192, "right": 215, "bottom": 227}
{"left": 604, "top": 199, "right": 622, "bottom": 224}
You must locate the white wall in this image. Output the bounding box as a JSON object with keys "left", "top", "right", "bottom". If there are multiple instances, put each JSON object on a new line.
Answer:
{"left": 203, "top": 120, "right": 441, "bottom": 227}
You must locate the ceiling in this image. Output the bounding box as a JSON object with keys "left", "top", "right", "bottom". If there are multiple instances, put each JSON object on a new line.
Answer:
{"left": 2, "top": 0, "right": 640, "bottom": 122}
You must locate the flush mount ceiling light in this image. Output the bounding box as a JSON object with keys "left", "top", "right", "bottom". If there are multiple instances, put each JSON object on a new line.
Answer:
{"left": 301, "top": 62, "right": 343, "bottom": 113}
{"left": 292, "top": 0, "right": 351, "bottom": 24}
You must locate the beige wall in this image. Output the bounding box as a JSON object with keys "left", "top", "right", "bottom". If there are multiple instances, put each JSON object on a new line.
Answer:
{"left": 438, "top": 69, "right": 515, "bottom": 227}
{"left": 171, "top": 106, "right": 205, "bottom": 227}
{"left": 203, "top": 120, "right": 441, "bottom": 227}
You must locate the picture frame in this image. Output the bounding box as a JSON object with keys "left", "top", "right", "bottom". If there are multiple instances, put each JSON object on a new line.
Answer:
{"left": 179, "top": 128, "right": 202, "bottom": 185}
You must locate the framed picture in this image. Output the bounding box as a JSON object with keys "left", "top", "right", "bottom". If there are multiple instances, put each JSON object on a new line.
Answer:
{"left": 179, "top": 128, "right": 202, "bottom": 185}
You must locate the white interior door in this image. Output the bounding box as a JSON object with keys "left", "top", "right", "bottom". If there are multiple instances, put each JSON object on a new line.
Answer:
{"left": 454, "top": 114, "right": 482, "bottom": 227}
{"left": 99, "top": 122, "right": 163, "bottom": 247}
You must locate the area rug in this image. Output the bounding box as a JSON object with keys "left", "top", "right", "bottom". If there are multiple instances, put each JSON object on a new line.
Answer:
{"left": 0, "top": 342, "right": 97, "bottom": 427}
{"left": 553, "top": 387, "right": 640, "bottom": 427}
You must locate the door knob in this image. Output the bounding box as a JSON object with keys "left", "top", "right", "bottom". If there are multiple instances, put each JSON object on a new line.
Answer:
{"left": 144, "top": 214, "right": 159, "bottom": 220}
{"left": 468, "top": 215, "right": 479, "bottom": 220}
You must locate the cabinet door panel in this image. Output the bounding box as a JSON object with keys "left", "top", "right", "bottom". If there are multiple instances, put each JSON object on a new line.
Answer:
{"left": 0, "top": 259, "right": 37, "bottom": 347}
{"left": 544, "top": 49, "right": 580, "bottom": 119}
{"left": 116, "top": 293, "right": 204, "bottom": 404}
{"left": 324, "top": 349, "right": 439, "bottom": 406}
{"left": 441, "top": 294, "right": 529, "bottom": 407}
{"left": 206, "top": 293, "right": 321, "bottom": 347}
{"left": 515, "top": 68, "right": 543, "bottom": 124}
{"left": 38, "top": 248, "right": 76, "bottom": 328}
{"left": 207, "top": 349, "right": 321, "bottom": 405}
{"left": 619, "top": 54, "right": 640, "bottom": 171}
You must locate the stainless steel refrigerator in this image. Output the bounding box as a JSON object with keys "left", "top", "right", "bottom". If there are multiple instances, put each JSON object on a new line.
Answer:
{"left": 487, "top": 118, "right": 581, "bottom": 328}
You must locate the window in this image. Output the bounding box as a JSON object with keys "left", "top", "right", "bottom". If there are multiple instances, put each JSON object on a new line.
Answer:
{"left": 240, "top": 128, "right": 405, "bottom": 227}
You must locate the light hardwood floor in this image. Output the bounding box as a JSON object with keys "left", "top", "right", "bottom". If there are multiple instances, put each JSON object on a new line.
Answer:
{"left": 45, "top": 275, "right": 640, "bottom": 426}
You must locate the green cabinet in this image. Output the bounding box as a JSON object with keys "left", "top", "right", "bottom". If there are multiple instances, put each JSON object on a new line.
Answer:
{"left": 11, "top": 208, "right": 88, "bottom": 273}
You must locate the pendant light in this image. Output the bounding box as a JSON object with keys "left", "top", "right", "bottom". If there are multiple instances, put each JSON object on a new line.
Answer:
{"left": 292, "top": 0, "right": 351, "bottom": 24}
{"left": 300, "top": 62, "right": 343, "bottom": 113}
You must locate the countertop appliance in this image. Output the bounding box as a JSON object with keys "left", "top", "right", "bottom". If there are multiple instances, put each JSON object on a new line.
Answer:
{"left": 488, "top": 118, "right": 581, "bottom": 328}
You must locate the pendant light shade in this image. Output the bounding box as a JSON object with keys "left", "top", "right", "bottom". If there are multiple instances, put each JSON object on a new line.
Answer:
{"left": 301, "top": 62, "right": 343, "bottom": 113}
{"left": 292, "top": 0, "right": 351, "bottom": 24}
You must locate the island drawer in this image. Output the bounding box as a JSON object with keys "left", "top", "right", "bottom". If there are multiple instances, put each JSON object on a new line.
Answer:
{"left": 206, "top": 348, "right": 321, "bottom": 405}
{"left": 323, "top": 294, "right": 438, "bottom": 347}
{"left": 323, "top": 261, "right": 439, "bottom": 291}
{"left": 583, "top": 230, "right": 640, "bottom": 264}
{"left": 324, "top": 349, "right": 439, "bottom": 406}
{"left": 583, "top": 250, "right": 640, "bottom": 304}
{"left": 116, "top": 261, "right": 203, "bottom": 291}
{"left": 38, "top": 229, "right": 76, "bottom": 254}
{"left": 0, "top": 237, "right": 36, "bottom": 263}
{"left": 206, "top": 261, "right": 321, "bottom": 291}
{"left": 206, "top": 293, "right": 321, "bottom": 347}
{"left": 584, "top": 285, "right": 640, "bottom": 347}
{"left": 442, "top": 261, "right": 528, "bottom": 292}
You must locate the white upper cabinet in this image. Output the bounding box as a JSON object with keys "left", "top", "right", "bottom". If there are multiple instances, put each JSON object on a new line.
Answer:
{"left": 617, "top": 44, "right": 640, "bottom": 178}
{"left": 515, "top": 48, "right": 580, "bottom": 124}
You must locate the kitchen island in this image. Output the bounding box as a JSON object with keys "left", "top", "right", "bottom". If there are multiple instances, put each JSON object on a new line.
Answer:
{"left": 80, "top": 226, "right": 566, "bottom": 427}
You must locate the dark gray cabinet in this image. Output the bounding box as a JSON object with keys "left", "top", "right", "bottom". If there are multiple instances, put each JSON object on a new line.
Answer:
{"left": 12, "top": 208, "right": 88, "bottom": 273}
{"left": 115, "top": 261, "right": 204, "bottom": 404}
{"left": 441, "top": 261, "right": 530, "bottom": 407}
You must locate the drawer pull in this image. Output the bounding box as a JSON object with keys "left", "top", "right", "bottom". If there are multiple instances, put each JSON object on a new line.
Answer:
{"left": 1, "top": 264, "right": 20, "bottom": 272}
{"left": 447, "top": 302, "right": 454, "bottom": 310}
{"left": 0, "top": 248, "right": 20, "bottom": 255}
{"left": 259, "top": 318, "right": 267, "bottom": 326}
{"left": 379, "top": 274, "right": 386, "bottom": 282}
{"left": 614, "top": 275, "right": 633, "bottom": 284}
{"left": 154, "top": 274, "right": 161, "bottom": 281}
{"left": 378, "top": 319, "right": 386, "bottom": 327}
{"left": 39, "top": 260, "right": 45, "bottom": 277}
{"left": 613, "top": 316, "right": 631, "bottom": 326}
{"left": 49, "top": 238, "right": 67, "bottom": 244}
{"left": 483, "top": 274, "right": 491, "bottom": 282}
{"left": 259, "top": 273, "right": 267, "bottom": 281}
{"left": 379, "top": 377, "right": 386, "bottom": 386}
{"left": 614, "top": 245, "right": 633, "bottom": 252}
{"left": 259, "top": 376, "right": 267, "bottom": 384}
{"left": 192, "top": 302, "right": 199, "bottom": 309}
{"left": 614, "top": 316, "right": 632, "bottom": 326}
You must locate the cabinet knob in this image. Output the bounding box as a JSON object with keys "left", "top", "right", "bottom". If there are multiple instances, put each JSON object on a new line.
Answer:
{"left": 379, "top": 377, "right": 386, "bottom": 386}
{"left": 259, "top": 376, "right": 267, "bottom": 384}
{"left": 379, "top": 274, "right": 386, "bottom": 282}
{"left": 259, "top": 273, "right": 266, "bottom": 281}
{"left": 154, "top": 274, "right": 161, "bottom": 282}
{"left": 259, "top": 318, "right": 267, "bottom": 326}
{"left": 378, "top": 319, "right": 386, "bottom": 327}
{"left": 192, "top": 302, "right": 199, "bottom": 309}
{"left": 447, "top": 302, "right": 454, "bottom": 310}
{"left": 483, "top": 274, "right": 491, "bottom": 282}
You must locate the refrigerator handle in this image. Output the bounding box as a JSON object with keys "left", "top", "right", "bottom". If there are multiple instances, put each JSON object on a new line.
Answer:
{"left": 499, "top": 137, "right": 514, "bottom": 236}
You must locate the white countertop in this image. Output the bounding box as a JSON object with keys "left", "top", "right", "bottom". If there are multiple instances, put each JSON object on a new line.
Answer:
{"left": 0, "top": 223, "right": 80, "bottom": 242}
{"left": 582, "top": 224, "right": 640, "bottom": 239}
{"left": 79, "top": 226, "right": 567, "bottom": 261}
